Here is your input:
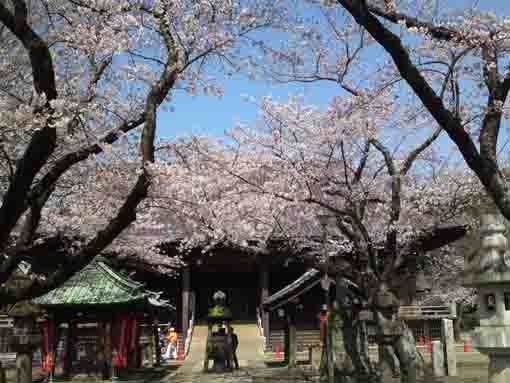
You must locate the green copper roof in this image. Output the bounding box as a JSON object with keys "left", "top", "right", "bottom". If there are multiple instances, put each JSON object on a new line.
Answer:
{"left": 32, "top": 259, "right": 173, "bottom": 310}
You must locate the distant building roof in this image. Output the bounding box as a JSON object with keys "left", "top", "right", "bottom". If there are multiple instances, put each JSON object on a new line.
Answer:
{"left": 262, "top": 268, "right": 322, "bottom": 311}
{"left": 32, "top": 258, "right": 174, "bottom": 311}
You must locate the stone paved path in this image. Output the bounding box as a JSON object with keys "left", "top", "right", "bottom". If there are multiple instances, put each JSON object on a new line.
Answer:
{"left": 169, "top": 324, "right": 318, "bottom": 383}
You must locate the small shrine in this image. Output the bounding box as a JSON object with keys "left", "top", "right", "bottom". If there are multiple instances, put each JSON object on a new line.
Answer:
{"left": 203, "top": 290, "right": 234, "bottom": 372}
{"left": 463, "top": 212, "right": 510, "bottom": 383}
{"left": 31, "top": 257, "right": 174, "bottom": 379}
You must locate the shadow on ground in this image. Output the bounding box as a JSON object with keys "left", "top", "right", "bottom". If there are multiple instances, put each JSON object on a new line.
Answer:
{"left": 5, "top": 366, "right": 180, "bottom": 383}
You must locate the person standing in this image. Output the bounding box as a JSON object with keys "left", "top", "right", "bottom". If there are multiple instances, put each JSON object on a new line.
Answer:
{"left": 318, "top": 305, "right": 328, "bottom": 350}
{"left": 230, "top": 327, "right": 239, "bottom": 369}
{"left": 165, "top": 327, "right": 178, "bottom": 360}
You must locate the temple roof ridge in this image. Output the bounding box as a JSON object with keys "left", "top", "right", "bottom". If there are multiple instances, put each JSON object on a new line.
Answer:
{"left": 32, "top": 257, "right": 166, "bottom": 308}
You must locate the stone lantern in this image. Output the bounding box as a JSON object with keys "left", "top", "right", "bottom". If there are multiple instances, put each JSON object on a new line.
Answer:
{"left": 463, "top": 212, "right": 510, "bottom": 383}
{"left": 204, "top": 290, "right": 233, "bottom": 372}
{"left": 7, "top": 301, "right": 43, "bottom": 383}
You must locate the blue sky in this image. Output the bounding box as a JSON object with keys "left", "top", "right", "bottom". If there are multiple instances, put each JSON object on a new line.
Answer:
{"left": 156, "top": 0, "right": 510, "bottom": 157}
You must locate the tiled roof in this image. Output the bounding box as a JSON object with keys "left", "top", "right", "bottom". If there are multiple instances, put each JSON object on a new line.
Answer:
{"left": 262, "top": 268, "right": 322, "bottom": 311}
{"left": 32, "top": 258, "right": 174, "bottom": 310}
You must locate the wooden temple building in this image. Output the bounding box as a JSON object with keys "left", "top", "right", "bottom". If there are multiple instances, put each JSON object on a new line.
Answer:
{"left": 159, "top": 240, "right": 457, "bottom": 363}
{"left": 159, "top": 243, "right": 331, "bottom": 350}
{"left": 29, "top": 257, "right": 174, "bottom": 377}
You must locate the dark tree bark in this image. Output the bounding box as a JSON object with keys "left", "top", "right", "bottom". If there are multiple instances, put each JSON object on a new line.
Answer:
{"left": 0, "top": 0, "right": 58, "bottom": 254}
{"left": 339, "top": 309, "right": 379, "bottom": 383}
{"left": 374, "top": 310, "right": 417, "bottom": 383}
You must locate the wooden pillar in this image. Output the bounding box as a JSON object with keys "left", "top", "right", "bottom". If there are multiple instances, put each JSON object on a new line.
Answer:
{"left": 104, "top": 321, "right": 112, "bottom": 361}
{"left": 50, "top": 317, "right": 58, "bottom": 380}
{"left": 152, "top": 319, "right": 161, "bottom": 367}
{"left": 182, "top": 266, "right": 191, "bottom": 336}
{"left": 203, "top": 324, "right": 212, "bottom": 371}
{"left": 259, "top": 262, "right": 270, "bottom": 342}
{"left": 283, "top": 321, "right": 290, "bottom": 365}
{"left": 62, "top": 322, "right": 75, "bottom": 378}
{"left": 287, "top": 305, "right": 297, "bottom": 368}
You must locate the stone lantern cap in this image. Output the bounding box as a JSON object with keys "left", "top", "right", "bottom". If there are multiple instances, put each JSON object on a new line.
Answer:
{"left": 6, "top": 301, "right": 43, "bottom": 352}
{"left": 463, "top": 212, "right": 510, "bottom": 287}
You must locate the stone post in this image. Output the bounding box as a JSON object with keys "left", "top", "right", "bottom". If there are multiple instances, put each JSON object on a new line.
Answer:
{"left": 441, "top": 318, "right": 457, "bottom": 376}
{"left": 431, "top": 341, "right": 445, "bottom": 377}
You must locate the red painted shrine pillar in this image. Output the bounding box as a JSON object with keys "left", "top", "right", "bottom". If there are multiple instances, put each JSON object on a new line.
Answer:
{"left": 40, "top": 321, "right": 51, "bottom": 373}
{"left": 40, "top": 318, "right": 56, "bottom": 376}
{"left": 182, "top": 266, "right": 191, "bottom": 336}
{"left": 259, "top": 262, "right": 270, "bottom": 343}
{"left": 127, "top": 315, "right": 141, "bottom": 368}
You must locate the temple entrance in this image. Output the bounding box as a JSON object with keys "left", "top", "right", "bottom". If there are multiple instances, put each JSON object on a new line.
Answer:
{"left": 192, "top": 272, "right": 259, "bottom": 322}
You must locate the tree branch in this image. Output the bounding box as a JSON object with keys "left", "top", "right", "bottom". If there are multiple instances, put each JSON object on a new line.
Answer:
{"left": 0, "top": 0, "right": 58, "bottom": 251}
{"left": 366, "top": 3, "right": 460, "bottom": 42}
{"left": 400, "top": 126, "right": 442, "bottom": 175}
{"left": 337, "top": 0, "right": 510, "bottom": 220}
{"left": 353, "top": 140, "right": 370, "bottom": 183}
{"left": 0, "top": 6, "right": 180, "bottom": 300}
{"left": 0, "top": 0, "right": 57, "bottom": 100}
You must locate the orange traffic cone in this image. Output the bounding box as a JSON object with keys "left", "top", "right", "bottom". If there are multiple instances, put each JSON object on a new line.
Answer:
{"left": 275, "top": 345, "right": 281, "bottom": 359}
{"left": 464, "top": 340, "right": 470, "bottom": 353}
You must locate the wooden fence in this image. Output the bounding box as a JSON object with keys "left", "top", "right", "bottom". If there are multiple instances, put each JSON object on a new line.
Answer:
{"left": 398, "top": 304, "right": 456, "bottom": 319}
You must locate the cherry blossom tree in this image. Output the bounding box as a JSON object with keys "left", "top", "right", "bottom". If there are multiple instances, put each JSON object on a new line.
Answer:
{"left": 331, "top": 0, "right": 510, "bottom": 222}
{"left": 0, "top": 0, "right": 285, "bottom": 303}
{"left": 149, "top": 89, "right": 478, "bottom": 381}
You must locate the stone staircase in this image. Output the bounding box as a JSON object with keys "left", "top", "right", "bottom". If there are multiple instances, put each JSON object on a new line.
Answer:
{"left": 266, "top": 329, "right": 321, "bottom": 353}
{"left": 171, "top": 323, "right": 265, "bottom": 382}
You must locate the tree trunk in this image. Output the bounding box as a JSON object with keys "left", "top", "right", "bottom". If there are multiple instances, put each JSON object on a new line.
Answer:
{"left": 319, "top": 318, "right": 335, "bottom": 383}
{"left": 378, "top": 344, "right": 400, "bottom": 382}
{"left": 334, "top": 276, "right": 380, "bottom": 383}
{"left": 16, "top": 353, "right": 31, "bottom": 383}
{"left": 393, "top": 324, "right": 417, "bottom": 383}
{"left": 374, "top": 311, "right": 417, "bottom": 383}
{"left": 338, "top": 309, "right": 380, "bottom": 383}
